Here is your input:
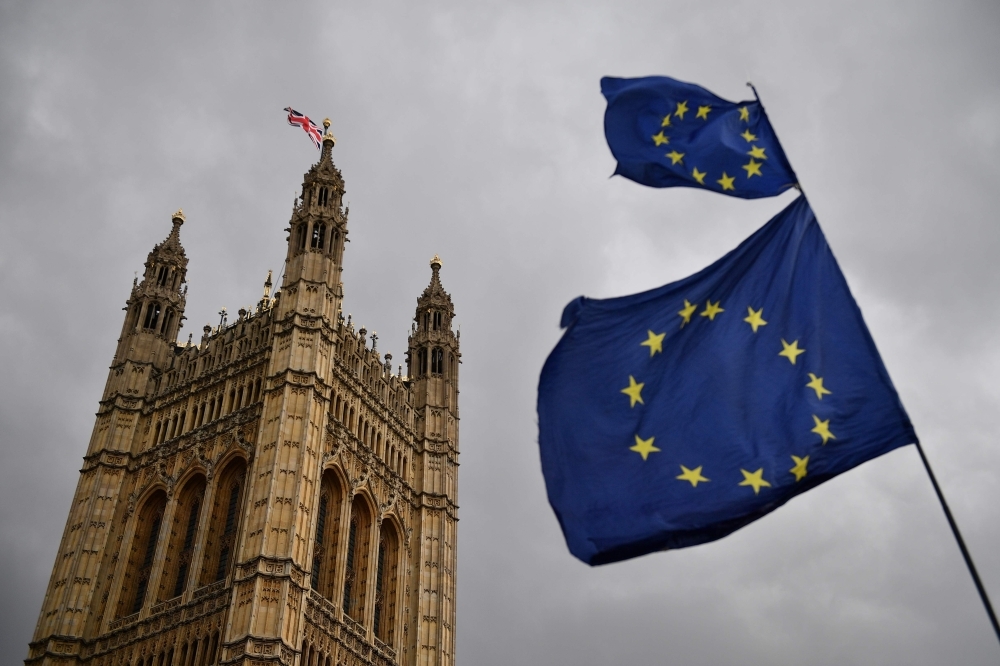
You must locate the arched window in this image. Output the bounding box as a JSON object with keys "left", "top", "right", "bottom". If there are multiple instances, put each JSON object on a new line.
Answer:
{"left": 160, "top": 308, "right": 174, "bottom": 335}
{"left": 329, "top": 230, "right": 339, "bottom": 254}
{"left": 143, "top": 303, "right": 161, "bottom": 330}
{"left": 318, "top": 187, "right": 329, "bottom": 206}
{"left": 422, "top": 312, "right": 430, "bottom": 330}
{"left": 311, "top": 222, "right": 326, "bottom": 249}
{"left": 433, "top": 311, "right": 442, "bottom": 331}
{"left": 236, "top": 387, "right": 244, "bottom": 410}
{"left": 153, "top": 422, "right": 161, "bottom": 445}
{"left": 373, "top": 520, "right": 400, "bottom": 644}
{"left": 342, "top": 495, "right": 372, "bottom": 621}
{"left": 431, "top": 347, "right": 444, "bottom": 374}
{"left": 417, "top": 349, "right": 427, "bottom": 377}
{"left": 177, "top": 411, "right": 186, "bottom": 435}
{"left": 117, "top": 490, "right": 167, "bottom": 617}
{"left": 200, "top": 459, "right": 246, "bottom": 586}
{"left": 297, "top": 224, "right": 307, "bottom": 251}
{"left": 160, "top": 476, "right": 205, "bottom": 601}
{"left": 311, "top": 471, "right": 343, "bottom": 601}
{"left": 401, "top": 456, "right": 407, "bottom": 481}
{"left": 228, "top": 389, "right": 236, "bottom": 414}
{"left": 253, "top": 378, "right": 262, "bottom": 402}
{"left": 156, "top": 266, "right": 170, "bottom": 287}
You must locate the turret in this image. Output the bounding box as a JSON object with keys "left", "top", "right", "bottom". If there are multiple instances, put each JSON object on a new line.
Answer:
{"left": 408, "top": 255, "right": 460, "bottom": 408}
{"left": 278, "top": 119, "right": 347, "bottom": 324}
{"left": 406, "top": 255, "right": 460, "bottom": 666}
{"left": 93, "top": 210, "right": 188, "bottom": 455}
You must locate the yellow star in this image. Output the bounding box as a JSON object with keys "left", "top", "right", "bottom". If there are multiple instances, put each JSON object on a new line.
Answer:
{"left": 652, "top": 131, "right": 670, "bottom": 146}
{"left": 811, "top": 415, "right": 836, "bottom": 445}
{"left": 739, "top": 106, "right": 750, "bottom": 122}
{"left": 789, "top": 455, "right": 809, "bottom": 482}
{"left": 806, "top": 373, "right": 832, "bottom": 399}
{"left": 678, "top": 299, "right": 698, "bottom": 327}
{"left": 666, "top": 150, "right": 685, "bottom": 165}
{"left": 700, "top": 300, "right": 724, "bottom": 320}
{"left": 717, "top": 172, "right": 736, "bottom": 191}
{"left": 661, "top": 114, "right": 672, "bottom": 127}
{"left": 743, "top": 306, "right": 767, "bottom": 333}
{"left": 621, "top": 375, "right": 645, "bottom": 408}
{"left": 696, "top": 105, "right": 711, "bottom": 120}
{"left": 742, "top": 159, "right": 763, "bottom": 178}
{"left": 691, "top": 167, "right": 707, "bottom": 185}
{"left": 747, "top": 145, "right": 767, "bottom": 160}
{"left": 676, "top": 465, "right": 709, "bottom": 487}
{"left": 675, "top": 100, "right": 689, "bottom": 119}
{"left": 740, "top": 129, "right": 758, "bottom": 143}
{"left": 640, "top": 329, "right": 666, "bottom": 357}
{"left": 739, "top": 468, "right": 771, "bottom": 495}
{"left": 630, "top": 434, "right": 660, "bottom": 461}
{"left": 778, "top": 339, "right": 805, "bottom": 365}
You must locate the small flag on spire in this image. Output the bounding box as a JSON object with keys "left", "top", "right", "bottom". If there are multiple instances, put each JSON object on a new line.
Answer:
{"left": 284, "top": 107, "right": 323, "bottom": 150}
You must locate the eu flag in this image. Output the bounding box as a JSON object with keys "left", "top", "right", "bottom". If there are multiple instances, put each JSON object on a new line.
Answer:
{"left": 602, "top": 76, "right": 798, "bottom": 198}
{"left": 537, "top": 197, "right": 916, "bottom": 565}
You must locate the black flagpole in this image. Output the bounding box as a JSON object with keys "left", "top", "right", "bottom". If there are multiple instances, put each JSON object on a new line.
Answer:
{"left": 915, "top": 441, "right": 1000, "bottom": 643}
{"left": 748, "top": 79, "right": 1000, "bottom": 646}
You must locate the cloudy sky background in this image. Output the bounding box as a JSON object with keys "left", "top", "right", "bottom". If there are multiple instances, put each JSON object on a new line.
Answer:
{"left": 2, "top": 1, "right": 999, "bottom": 663}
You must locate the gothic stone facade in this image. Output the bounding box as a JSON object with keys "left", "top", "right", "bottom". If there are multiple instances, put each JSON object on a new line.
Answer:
{"left": 26, "top": 129, "right": 460, "bottom": 666}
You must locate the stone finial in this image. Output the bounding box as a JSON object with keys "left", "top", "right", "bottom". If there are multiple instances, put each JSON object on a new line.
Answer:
{"left": 430, "top": 254, "right": 443, "bottom": 270}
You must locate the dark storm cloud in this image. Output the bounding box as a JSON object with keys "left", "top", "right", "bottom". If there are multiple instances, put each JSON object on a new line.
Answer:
{"left": 2, "top": 1, "right": 999, "bottom": 664}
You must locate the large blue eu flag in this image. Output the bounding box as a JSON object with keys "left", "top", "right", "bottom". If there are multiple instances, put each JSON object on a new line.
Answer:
{"left": 602, "top": 76, "right": 798, "bottom": 198}
{"left": 537, "top": 196, "right": 916, "bottom": 565}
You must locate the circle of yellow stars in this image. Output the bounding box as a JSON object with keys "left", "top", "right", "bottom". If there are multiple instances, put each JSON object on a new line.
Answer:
{"left": 619, "top": 296, "right": 838, "bottom": 495}
{"left": 649, "top": 100, "right": 769, "bottom": 194}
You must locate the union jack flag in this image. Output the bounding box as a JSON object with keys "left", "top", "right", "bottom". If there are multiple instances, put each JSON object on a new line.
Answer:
{"left": 284, "top": 107, "right": 323, "bottom": 150}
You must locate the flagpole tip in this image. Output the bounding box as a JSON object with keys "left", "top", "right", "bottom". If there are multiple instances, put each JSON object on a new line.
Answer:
{"left": 323, "top": 118, "right": 331, "bottom": 129}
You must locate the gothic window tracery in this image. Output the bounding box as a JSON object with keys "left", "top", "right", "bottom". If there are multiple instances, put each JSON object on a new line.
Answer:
{"left": 311, "top": 471, "right": 343, "bottom": 601}
{"left": 117, "top": 490, "right": 167, "bottom": 618}
{"left": 342, "top": 495, "right": 372, "bottom": 621}
{"left": 318, "top": 187, "right": 329, "bottom": 206}
{"left": 373, "top": 520, "right": 400, "bottom": 645}
{"left": 200, "top": 459, "right": 246, "bottom": 586}
{"left": 160, "top": 476, "right": 205, "bottom": 601}
{"left": 431, "top": 347, "right": 444, "bottom": 374}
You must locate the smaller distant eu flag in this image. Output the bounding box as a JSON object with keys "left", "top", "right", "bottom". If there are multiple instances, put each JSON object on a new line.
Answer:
{"left": 602, "top": 76, "right": 798, "bottom": 198}
{"left": 537, "top": 196, "right": 916, "bottom": 565}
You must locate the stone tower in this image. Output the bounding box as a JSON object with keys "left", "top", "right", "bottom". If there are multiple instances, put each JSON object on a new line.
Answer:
{"left": 26, "top": 123, "right": 461, "bottom": 666}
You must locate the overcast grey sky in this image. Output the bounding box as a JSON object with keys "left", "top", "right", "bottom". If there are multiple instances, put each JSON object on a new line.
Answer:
{"left": 2, "top": 1, "right": 999, "bottom": 663}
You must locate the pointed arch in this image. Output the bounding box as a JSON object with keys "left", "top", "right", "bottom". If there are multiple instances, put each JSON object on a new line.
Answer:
{"left": 158, "top": 474, "right": 206, "bottom": 601}
{"left": 417, "top": 348, "right": 427, "bottom": 376}
{"left": 142, "top": 302, "right": 162, "bottom": 330}
{"left": 199, "top": 457, "right": 247, "bottom": 586}
{"left": 311, "top": 222, "right": 326, "bottom": 249}
{"left": 342, "top": 493, "right": 374, "bottom": 622}
{"left": 311, "top": 468, "right": 345, "bottom": 602}
{"left": 116, "top": 489, "right": 167, "bottom": 617}
{"left": 374, "top": 517, "right": 401, "bottom": 645}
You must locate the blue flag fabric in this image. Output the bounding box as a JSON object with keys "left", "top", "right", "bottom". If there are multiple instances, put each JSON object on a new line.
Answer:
{"left": 602, "top": 76, "right": 798, "bottom": 198}
{"left": 537, "top": 196, "right": 916, "bottom": 565}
